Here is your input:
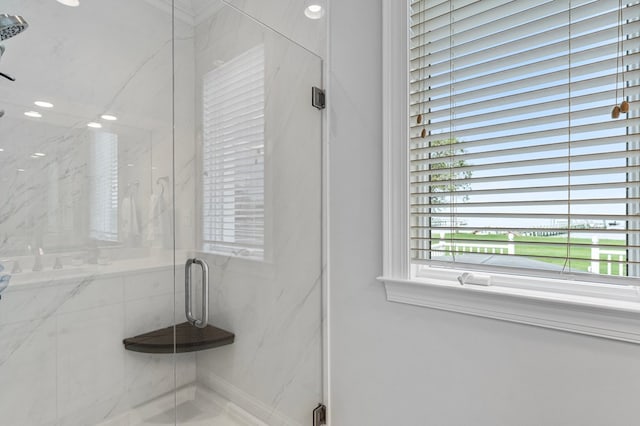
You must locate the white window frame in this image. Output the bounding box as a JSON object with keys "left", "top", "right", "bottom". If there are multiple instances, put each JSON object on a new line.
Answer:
{"left": 379, "top": 0, "right": 640, "bottom": 344}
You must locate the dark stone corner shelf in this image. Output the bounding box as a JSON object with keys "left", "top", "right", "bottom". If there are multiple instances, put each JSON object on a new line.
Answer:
{"left": 123, "top": 322, "right": 235, "bottom": 354}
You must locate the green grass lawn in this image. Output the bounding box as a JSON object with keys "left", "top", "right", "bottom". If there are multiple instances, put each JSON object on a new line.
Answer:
{"left": 435, "top": 232, "right": 626, "bottom": 275}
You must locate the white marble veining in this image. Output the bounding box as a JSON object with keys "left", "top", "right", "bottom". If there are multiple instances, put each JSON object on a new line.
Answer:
{"left": 57, "top": 304, "right": 126, "bottom": 419}
{"left": 0, "top": 318, "right": 57, "bottom": 426}
{"left": 0, "top": 265, "right": 194, "bottom": 425}
{"left": 0, "top": 0, "right": 194, "bottom": 260}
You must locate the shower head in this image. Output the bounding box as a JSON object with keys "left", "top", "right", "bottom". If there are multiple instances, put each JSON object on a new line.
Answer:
{"left": 0, "top": 14, "right": 28, "bottom": 41}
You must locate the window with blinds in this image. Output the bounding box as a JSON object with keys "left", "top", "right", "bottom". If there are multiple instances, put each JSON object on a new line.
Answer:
{"left": 202, "top": 45, "right": 265, "bottom": 257}
{"left": 89, "top": 132, "right": 118, "bottom": 242}
{"left": 410, "top": 0, "right": 640, "bottom": 283}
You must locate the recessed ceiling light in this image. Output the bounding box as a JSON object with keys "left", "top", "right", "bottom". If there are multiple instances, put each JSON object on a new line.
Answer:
{"left": 24, "top": 111, "right": 42, "bottom": 118}
{"left": 304, "top": 4, "right": 324, "bottom": 19}
{"left": 87, "top": 122, "right": 102, "bottom": 128}
{"left": 30, "top": 155, "right": 39, "bottom": 159}
{"left": 56, "top": 0, "right": 80, "bottom": 6}
{"left": 101, "top": 114, "right": 117, "bottom": 121}
{"left": 34, "top": 101, "right": 54, "bottom": 108}
{"left": 17, "top": 168, "right": 25, "bottom": 172}
{"left": 127, "top": 163, "right": 134, "bottom": 167}
{"left": 34, "top": 152, "right": 46, "bottom": 157}
{"left": 0, "top": 149, "right": 4, "bottom": 152}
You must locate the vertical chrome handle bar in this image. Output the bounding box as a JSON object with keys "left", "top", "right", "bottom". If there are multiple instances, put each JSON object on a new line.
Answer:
{"left": 185, "top": 258, "right": 209, "bottom": 328}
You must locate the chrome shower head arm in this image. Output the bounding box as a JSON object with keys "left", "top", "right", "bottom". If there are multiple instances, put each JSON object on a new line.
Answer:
{"left": 0, "top": 14, "right": 28, "bottom": 41}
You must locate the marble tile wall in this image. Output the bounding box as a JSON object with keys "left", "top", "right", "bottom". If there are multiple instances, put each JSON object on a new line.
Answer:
{"left": 0, "top": 266, "right": 195, "bottom": 426}
{"left": 0, "top": 0, "right": 195, "bottom": 258}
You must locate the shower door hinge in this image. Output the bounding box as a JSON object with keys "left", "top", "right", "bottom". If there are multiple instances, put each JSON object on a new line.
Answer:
{"left": 312, "top": 87, "right": 326, "bottom": 110}
{"left": 313, "top": 403, "right": 327, "bottom": 426}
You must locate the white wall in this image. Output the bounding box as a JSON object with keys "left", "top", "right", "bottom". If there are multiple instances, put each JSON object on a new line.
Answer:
{"left": 327, "top": 1, "right": 640, "bottom": 425}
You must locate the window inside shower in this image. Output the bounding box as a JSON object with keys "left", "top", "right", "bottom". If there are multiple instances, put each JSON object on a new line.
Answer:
{"left": 89, "top": 132, "right": 118, "bottom": 242}
{"left": 201, "top": 44, "right": 266, "bottom": 259}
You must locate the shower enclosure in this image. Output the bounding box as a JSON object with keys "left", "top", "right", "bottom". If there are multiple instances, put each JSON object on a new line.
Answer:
{"left": 0, "top": 1, "right": 324, "bottom": 425}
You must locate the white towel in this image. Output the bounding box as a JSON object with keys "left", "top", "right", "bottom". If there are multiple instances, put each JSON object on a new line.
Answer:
{"left": 146, "top": 193, "right": 158, "bottom": 242}
{"left": 121, "top": 195, "right": 140, "bottom": 244}
{"left": 147, "top": 191, "right": 172, "bottom": 248}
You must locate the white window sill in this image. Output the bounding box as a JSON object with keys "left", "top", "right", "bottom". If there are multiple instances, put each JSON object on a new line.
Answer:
{"left": 197, "top": 246, "right": 265, "bottom": 263}
{"left": 198, "top": 250, "right": 264, "bottom": 262}
{"left": 377, "top": 271, "right": 640, "bottom": 344}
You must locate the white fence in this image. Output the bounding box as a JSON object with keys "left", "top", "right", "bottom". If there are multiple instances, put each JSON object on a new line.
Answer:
{"left": 432, "top": 234, "right": 626, "bottom": 277}
{"left": 589, "top": 238, "right": 626, "bottom": 276}
{"left": 431, "top": 240, "right": 514, "bottom": 256}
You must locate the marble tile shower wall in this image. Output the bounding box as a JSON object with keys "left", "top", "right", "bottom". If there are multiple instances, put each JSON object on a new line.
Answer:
{"left": 0, "top": 1, "right": 195, "bottom": 425}
{"left": 0, "top": 267, "right": 195, "bottom": 426}
{"left": 0, "top": 1, "right": 196, "bottom": 255}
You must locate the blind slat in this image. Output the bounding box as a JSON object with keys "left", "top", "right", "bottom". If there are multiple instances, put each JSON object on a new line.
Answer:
{"left": 202, "top": 45, "right": 265, "bottom": 255}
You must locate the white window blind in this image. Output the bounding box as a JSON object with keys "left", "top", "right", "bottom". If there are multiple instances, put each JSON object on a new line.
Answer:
{"left": 410, "top": 0, "right": 640, "bottom": 283}
{"left": 202, "top": 45, "right": 265, "bottom": 257}
{"left": 89, "top": 132, "right": 118, "bottom": 242}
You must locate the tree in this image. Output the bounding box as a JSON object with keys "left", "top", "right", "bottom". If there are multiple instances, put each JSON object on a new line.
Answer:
{"left": 424, "top": 138, "right": 472, "bottom": 207}
{"left": 411, "top": 137, "right": 472, "bottom": 231}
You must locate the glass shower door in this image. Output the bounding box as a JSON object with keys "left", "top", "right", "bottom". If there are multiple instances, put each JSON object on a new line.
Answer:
{"left": 172, "top": 2, "right": 325, "bottom": 425}
{"left": 0, "top": 0, "right": 323, "bottom": 423}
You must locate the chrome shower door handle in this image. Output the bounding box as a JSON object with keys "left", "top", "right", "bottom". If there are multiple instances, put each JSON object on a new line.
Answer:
{"left": 184, "top": 258, "right": 209, "bottom": 328}
{"left": 195, "top": 258, "right": 210, "bottom": 328}
{"left": 184, "top": 258, "right": 196, "bottom": 325}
